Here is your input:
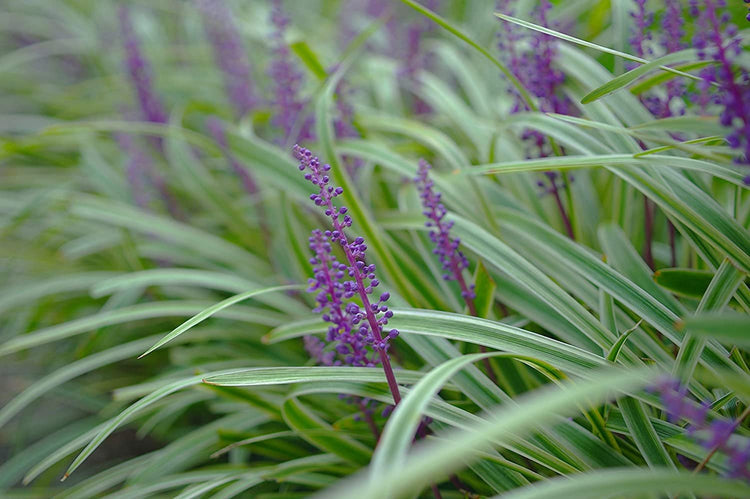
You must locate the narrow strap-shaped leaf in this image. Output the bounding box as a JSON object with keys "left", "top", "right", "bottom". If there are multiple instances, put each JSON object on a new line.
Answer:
{"left": 674, "top": 259, "right": 746, "bottom": 381}
{"left": 618, "top": 397, "right": 675, "bottom": 470}
{"left": 494, "top": 469, "right": 750, "bottom": 499}
{"left": 369, "top": 353, "right": 500, "bottom": 487}
{"left": 320, "top": 367, "right": 650, "bottom": 499}
{"left": 282, "top": 398, "right": 371, "bottom": 466}
{"left": 138, "top": 285, "right": 301, "bottom": 358}
{"left": 61, "top": 369, "right": 247, "bottom": 480}
{"left": 581, "top": 49, "right": 697, "bottom": 103}
{"left": 494, "top": 13, "right": 703, "bottom": 84}
{"left": 400, "top": 0, "right": 535, "bottom": 110}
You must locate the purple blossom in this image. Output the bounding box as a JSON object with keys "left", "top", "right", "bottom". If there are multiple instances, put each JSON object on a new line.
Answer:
{"left": 651, "top": 376, "right": 750, "bottom": 480}
{"left": 629, "top": 0, "right": 653, "bottom": 60}
{"left": 415, "top": 160, "right": 475, "bottom": 304}
{"left": 303, "top": 335, "right": 335, "bottom": 366}
{"left": 118, "top": 6, "right": 168, "bottom": 126}
{"left": 690, "top": 0, "right": 750, "bottom": 184}
{"left": 295, "top": 145, "right": 398, "bottom": 363}
{"left": 195, "top": 0, "right": 257, "bottom": 118}
{"left": 497, "top": 0, "right": 571, "bottom": 120}
{"left": 268, "top": 0, "right": 314, "bottom": 143}
{"left": 206, "top": 116, "right": 259, "bottom": 196}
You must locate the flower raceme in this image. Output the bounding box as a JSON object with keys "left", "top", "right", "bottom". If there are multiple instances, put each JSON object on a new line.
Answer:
{"left": 294, "top": 145, "right": 402, "bottom": 403}
{"left": 415, "top": 160, "right": 475, "bottom": 307}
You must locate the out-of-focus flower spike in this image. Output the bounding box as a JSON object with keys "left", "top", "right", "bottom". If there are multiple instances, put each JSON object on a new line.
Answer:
{"left": 269, "top": 0, "right": 314, "bottom": 143}
{"left": 118, "top": 6, "right": 168, "bottom": 126}
{"left": 195, "top": 0, "right": 257, "bottom": 118}
{"left": 691, "top": 0, "right": 750, "bottom": 184}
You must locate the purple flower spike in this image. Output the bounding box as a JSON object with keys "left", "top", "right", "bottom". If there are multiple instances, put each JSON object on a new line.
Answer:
{"left": 629, "top": 0, "right": 653, "bottom": 60}
{"left": 118, "top": 6, "right": 168, "bottom": 126}
{"left": 691, "top": 0, "right": 750, "bottom": 183}
{"left": 269, "top": 0, "right": 314, "bottom": 143}
{"left": 295, "top": 146, "right": 400, "bottom": 391}
{"left": 196, "top": 0, "right": 257, "bottom": 118}
{"left": 415, "top": 160, "right": 476, "bottom": 308}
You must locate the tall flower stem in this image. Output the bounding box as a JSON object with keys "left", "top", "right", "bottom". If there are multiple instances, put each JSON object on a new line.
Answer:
{"left": 643, "top": 197, "right": 655, "bottom": 270}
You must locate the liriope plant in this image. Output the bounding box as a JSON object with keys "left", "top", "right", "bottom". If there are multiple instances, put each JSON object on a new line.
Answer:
{"left": 0, "top": 0, "right": 749, "bottom": 498}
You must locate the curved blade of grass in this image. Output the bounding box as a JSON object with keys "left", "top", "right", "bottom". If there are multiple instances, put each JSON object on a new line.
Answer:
{"left": 581, "top": 49, "right": 697, "bottom": 104}
{"left": 369, "top": 352, "right": 500, "bottom": 482}
{"left": 320, "top": 367, "right": 650, "bottom": 499}
{"left": 138, "top": 285, "right": 301, "bottom": 358}
{"left": 0, "top": 301, "right": 285, "bottom": 357}
{"left": 71, "top": 196, "right": 266, "bottom": 273}
{"left": 618, "top": 397, "right": 674, "bottom": 469}
{"left": 606, "top": 321, "right": 642, "bottom": 363}
{"left": 674, "top": 259, "right": 745, "bottom": 382}
{"left": 282, "top": 398, "right": 371, "bottom": 466}
{"left": 470, "top": 154, "right": 748, "bottom": 187}
{"left": 494, "top": 13, "right": 703, "bottom": 83}
{"left": 203, "top": 366, "right": 428, "bottom": 389}
{"left": 0, "top": 336, "right": 156, "bottom": 429}
{"left": 0, "top": 271, "right": 119, "bottom": 315}
{"left": 400, "top": 0, "right": 535, "bottom": 110}
{"left": 496, "top": 469, "right": 749, "bottom": 499}
{"left": 61, "top": 368, "right": 247, "bottom": 480}
{"left": 653, "top": 268, "right": 714, "bottom": 299}
{"left": 90, "top": 269, "right": 256, "bottom": 296}
{"left": 387, "top": 310, "right": 607, "bottom": 376}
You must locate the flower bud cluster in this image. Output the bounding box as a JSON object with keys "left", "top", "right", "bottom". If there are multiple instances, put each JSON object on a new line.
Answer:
{"left": 295, "top": 145, "right": 398, "bottom": 366}
{"left": 415, "top": 160, "right": 475, "bottom": 300}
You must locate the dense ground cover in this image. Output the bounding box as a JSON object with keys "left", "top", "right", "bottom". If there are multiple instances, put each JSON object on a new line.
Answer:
{"left": 1, "top": 0, "right": 750, "bottom": 497}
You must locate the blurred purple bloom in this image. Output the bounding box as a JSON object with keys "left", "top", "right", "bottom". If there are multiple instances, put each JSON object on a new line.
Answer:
{"left": 629, "top": 0, "right": 653, "bottom": 59}
{"left": 268, "top": 0, "right": 314, "bottom": 143}
{"left": 651, "top": 376, "right": 750, "bottom": 479}
{"left": 303, "top": 335, "right": 336, "bottom": 366}
{"left": 295, "top": 145, "right": 397, "bottom": 365}
{"left": 497, "top": 0, "right": 572, "bottom": 157}
{"left": 118, "top": 6, "right": 168, "bottom": 126}
{"left": 196, "top": 0, "right": 257, "bottom": 118}
{"left": 206, "top": 116, "right": 259, "bottom": 195}
{"left": 415, "top": 160, "right": 475, "bottom": 302}
{"left": 691, "top": 0, "right": 750, "bottom": 183}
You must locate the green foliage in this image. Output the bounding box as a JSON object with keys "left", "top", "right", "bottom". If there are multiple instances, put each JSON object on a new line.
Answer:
{"left": 1, "top": 0, "right": 749, "bottom": 497}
